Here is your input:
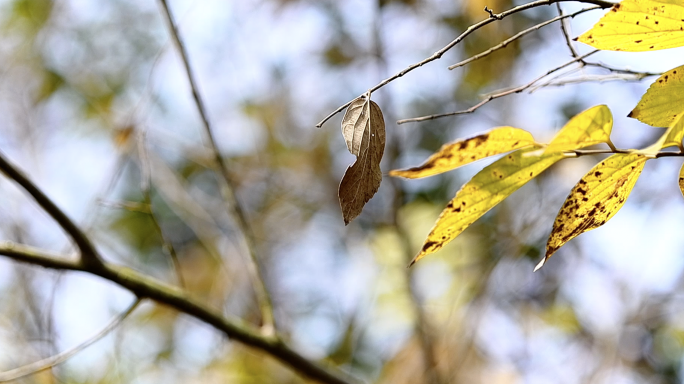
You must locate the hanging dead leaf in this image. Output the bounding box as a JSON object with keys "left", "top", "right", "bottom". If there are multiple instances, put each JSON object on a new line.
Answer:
{"left": 338, "top": 96, "right": 385, "bottom": 225}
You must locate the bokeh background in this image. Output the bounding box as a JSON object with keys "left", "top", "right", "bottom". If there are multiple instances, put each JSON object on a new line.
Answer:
{"left": 1, "top": 0, "right": 684, "bottom": 383}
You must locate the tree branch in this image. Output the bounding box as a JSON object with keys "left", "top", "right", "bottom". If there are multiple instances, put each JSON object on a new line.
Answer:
{"left": 157, "top": 0, "right": 276, "bottom": 334}
{"left": 0, "top": 298, "right": 141, "bottom": 382}
{"left": 0, "top": 241, "right": 359, "bottom": 384}
{"left": 0, "top": 152, "right": 105, "bottom": 270}
{"left": 315, "top": 0, "right": 615, "bottom": 128}
{"left": 448, "top": 6, "right": 599, "bottom": 70}
{"left": 556, "top": 3, "right": 583, "bottom": 59}
{"left": 397, "top": 50, "right": 598, "bottom": 124}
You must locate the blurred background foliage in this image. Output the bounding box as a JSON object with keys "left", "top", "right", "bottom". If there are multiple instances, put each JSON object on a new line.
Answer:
{"left": 1, "top": 0, "right": 684, "bottom": 383}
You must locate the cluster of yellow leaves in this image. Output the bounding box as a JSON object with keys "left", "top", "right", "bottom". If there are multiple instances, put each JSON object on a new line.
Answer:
{"left": 337, "top": 0, "right": 684, "bottom": 270}
{"left": 385, "top": 0, "right": 684, "bottom": 269}
{"left": 392, "top": 106, "right": 644, "bottom": 267}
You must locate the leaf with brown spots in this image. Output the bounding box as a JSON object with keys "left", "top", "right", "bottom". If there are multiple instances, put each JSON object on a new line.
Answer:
{"left": 410, "top": 146, "right": 564, "bottom": 266}
{"left": 537, "top": 153, "right": 647, "bottom": 271}
{"left": 544, "top": 105, "right": 614, "bottom": 153}
{"left": 577, "top": 0, "right": 684, "bottom": 52}
{"left": 411, "top": 105, "right": 617, "bottom": 265}
{"left": 679, "top": 162, "right": 684, "bottom": 199}
{"left": 389, "top": 127, "right": 535, "bottom": 179}
{"left": 338, "top": 96, "right": 386, "bottom": 225}
{"left": 629, "top": 65, "right": 684, "bottom": 128}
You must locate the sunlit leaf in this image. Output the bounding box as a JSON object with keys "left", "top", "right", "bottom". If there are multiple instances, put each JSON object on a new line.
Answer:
{"left": 339, "top": 96, "right": 385, "bottom": 225}
{"left": 628, "top": 65, "right": 684, "bottom": 127}
{"left": 410, "top": 146, "right": 563, "bottom": 265}
{"left": 411, "top": 105, "right": 616, "bottom": 265}
{"left": 577, "top": 0, "right": 684, "bottom": 52}
{"left": 544, "top": 104, "right": 613, "bottom": 153}
{"left": 680, "top": 162, "right": 684, "bottom": 199}
{"left": 537, "top": 153, "right": 647, "bottom": 271}
{"left": 640, "top": 112, "right": 684, "bottom": 156}
{"left": 389, "top": 127, "right": 535, "bottom": 179}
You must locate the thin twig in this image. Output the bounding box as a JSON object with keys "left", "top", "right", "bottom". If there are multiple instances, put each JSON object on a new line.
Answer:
{"left": 397, "top": 50, "right": 598, "bottom": 124}
{"left": 530, "top": 73, "right": 656, "bottom": 89}
{"left": 0, "top": 299, "right": 142, "bottom": 382}
{"left": 0, "top": 152, "right": 105, "bottom": 270}
{"left": 584, "top": 62, "right": 662, "bottom": 77}
{"left": 448, "top": 6, "right": 599, "bottom": 70}
{"left": 157, "top": 0, "right": 276, "bottom": 334}
{"left": 315, "top": 0, "right": 614, "bottom": 128}
{"left": 138, "top": 130, "right": 186, "bottom": 288}
{"left": 556, "top": 3, "right": 582, "bottom": 59}
{"left": 567, "top": 148, "right": 684, "bottom": 158}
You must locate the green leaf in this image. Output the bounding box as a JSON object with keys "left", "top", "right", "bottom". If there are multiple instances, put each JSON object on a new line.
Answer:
{"left": 538, "top": 153, "right": 647, "bottom": 271}
{"left": 389, "top": 127, "right": 535, "bottom": 179}
{"left": 629, "top": 65, "right": 684, "bottom": 128}
{"left": 577, "top": 0, "right": 684, "bottom": 52}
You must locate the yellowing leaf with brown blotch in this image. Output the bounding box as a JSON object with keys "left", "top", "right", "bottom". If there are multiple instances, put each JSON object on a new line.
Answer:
{"left": 679, "top": 162, "right": 684, "bottom": 199}
{"left": 410, "top": 146, "right": 564, "bottom": 265}
{"left": 577, "top": 0, "right": 684, "bottom": 52}
{"left": 338, "top": 96, "right": 385, "bottom": 225}
{"left": 544, "top": 105, "right": 613, "bottom": 153}
{"left": 389, "top": 127, "right": 535, "bottom": 179}
{"left": 410, "top": 105, "right": 616, "bottom": 265}
{"left": 628, "top": 65, "right": 684, "bottom": 128}
{"left": 537, "top": 153, "right": 647, "bottom": 271}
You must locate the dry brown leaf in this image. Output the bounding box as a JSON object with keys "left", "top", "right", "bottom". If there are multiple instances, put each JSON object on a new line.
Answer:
{"left": 338, "top": 96, "right": 385, "bottom": 225}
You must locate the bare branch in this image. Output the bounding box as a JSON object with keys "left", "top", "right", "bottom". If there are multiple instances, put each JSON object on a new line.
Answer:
{"left": 315, "top": 0, "right": 615, "bottom": 128}
{"left": 157, "top": 0, "right": 275, "bottom": 334}
{"left": 0, "top": 299, "right": 142, "bottom": 382}
{"left": 0, "top": 152, "right": 105, "bottom": 270}
{"left": 556, "top": 3, "right": 582, "bottom": 59}
{"left": 397, "top": 50, "right": 598, "bottom": 124}
{"left": 530, "top": 73, "right": 657, "bottom": 89}
{"left": 448, "top": 6, "right": 599, "bottom": 70}
{"left": 0, "top": 242, "right": 359, "bottom": 384}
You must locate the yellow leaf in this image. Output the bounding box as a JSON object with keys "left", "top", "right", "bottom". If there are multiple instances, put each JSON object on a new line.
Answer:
{"left": 338, "top": 97, "right": 385, "bottom": 225}
{"left": 680, "top": 162, "right": 684, "bottom": 199}
{"left": 640, "top": 112, "right": 684, "bottom": 156}
{"left": 577, "top": 0, "right": 684, "bottom": 52}
{"left": 410, "top": 146, "right": 564, "bottom": 265}
{"left": 411, "top": 105, "right": 617, "bottom": 265}
{"left": 629, "top": 65, "right": 684, "bottom": 127}
{"left": 544, "top": 105, "right": 613, "bottom": 153}
{"left": 537, "top": 153, "right": 647, "bottom": 271}
{"left": 389, "top": 127, "right": 535, "bottom": 179}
